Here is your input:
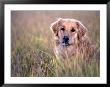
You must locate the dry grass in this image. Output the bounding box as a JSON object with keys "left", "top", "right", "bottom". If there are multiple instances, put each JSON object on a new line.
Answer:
{"left": 11, "top": 11, "right": 100, "bottom": 77}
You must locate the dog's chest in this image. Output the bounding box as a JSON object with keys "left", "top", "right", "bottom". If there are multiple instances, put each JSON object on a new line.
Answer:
{"left": 55, "top": 45, "right": 76, "bottom": 58}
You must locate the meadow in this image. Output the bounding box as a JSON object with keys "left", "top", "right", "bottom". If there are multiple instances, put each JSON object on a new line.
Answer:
{"left": 11, "top": 11, "right": 100, "bottom": 77}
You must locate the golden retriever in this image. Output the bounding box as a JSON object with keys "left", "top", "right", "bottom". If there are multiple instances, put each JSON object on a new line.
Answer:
{"left": 50, "top": 18, "right": 99, "bottom": 61}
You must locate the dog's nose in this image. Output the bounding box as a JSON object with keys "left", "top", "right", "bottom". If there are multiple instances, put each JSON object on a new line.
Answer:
{"left": 62, "top": 36, "right": 69, "bottom": 45}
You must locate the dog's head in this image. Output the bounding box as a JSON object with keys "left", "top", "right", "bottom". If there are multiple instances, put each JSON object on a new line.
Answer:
{"left": 50, "top": 18, "right": 87, "bottom": 47}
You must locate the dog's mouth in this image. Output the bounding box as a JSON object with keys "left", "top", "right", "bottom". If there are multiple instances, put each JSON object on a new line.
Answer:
{"left": 62, "top": 43, "right": 72, "bottom": 47}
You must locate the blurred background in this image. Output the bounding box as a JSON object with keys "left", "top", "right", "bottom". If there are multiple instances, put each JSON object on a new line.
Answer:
{"left": 11, "top": 11, "right": 100, "bottom": 77}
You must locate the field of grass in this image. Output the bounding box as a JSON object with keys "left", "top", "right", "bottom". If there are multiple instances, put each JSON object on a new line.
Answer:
{"left": 11, "top": 11, "right": 100, "bottom": 77}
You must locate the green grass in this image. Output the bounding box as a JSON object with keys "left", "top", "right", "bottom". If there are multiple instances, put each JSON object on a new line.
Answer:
{"left": 11, "top": 11, "right": 100, "bottom": 77}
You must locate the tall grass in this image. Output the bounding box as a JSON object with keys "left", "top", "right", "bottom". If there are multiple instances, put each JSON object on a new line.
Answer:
{"left": 11, "top": 11, "right": 100, "bottom": 77}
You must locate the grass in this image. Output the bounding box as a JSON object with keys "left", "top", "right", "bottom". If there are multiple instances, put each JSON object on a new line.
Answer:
{"left": 11, "top": 11, "right": 100, "bottom": 77}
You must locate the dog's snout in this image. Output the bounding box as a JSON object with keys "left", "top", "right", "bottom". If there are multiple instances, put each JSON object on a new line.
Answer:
{"left": 62, "top": 36, "right": 69, "bottom": 45}
{"left": 63, "top": 36, "right": 69, "bottom": 41}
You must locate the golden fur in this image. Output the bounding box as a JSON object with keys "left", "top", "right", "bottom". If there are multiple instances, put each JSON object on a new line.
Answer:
{"left": 50, "top": 18, "right": 99, "bottom": 60}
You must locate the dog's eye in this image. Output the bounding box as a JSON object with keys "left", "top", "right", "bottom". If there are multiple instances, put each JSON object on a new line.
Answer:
{"left": 71, "top": 28, "right": 75, "bottom": 32}
{"left": 61, "top": 28, "right": 65, "bottom": 31}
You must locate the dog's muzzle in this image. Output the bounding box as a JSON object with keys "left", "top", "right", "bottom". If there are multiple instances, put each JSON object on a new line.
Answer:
{"left": 62, "top": 36, "right": 69, "bottom": 46}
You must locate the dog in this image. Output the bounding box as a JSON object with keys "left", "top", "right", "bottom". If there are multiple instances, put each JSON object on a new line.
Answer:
{"left": 50, "top": 18, "right": 99, "bottom": 61}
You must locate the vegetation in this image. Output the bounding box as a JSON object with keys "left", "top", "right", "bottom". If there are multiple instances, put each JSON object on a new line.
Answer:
{"left": 11, "top": 11, "right": 100, "bottom": 77}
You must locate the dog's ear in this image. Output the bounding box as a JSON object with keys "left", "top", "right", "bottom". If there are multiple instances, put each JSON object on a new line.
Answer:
{"left": 50, "top": 18, "right": 62, "bottom": 36}
{"left": 76, "top": 21, "right": 87, "bottom": 40}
